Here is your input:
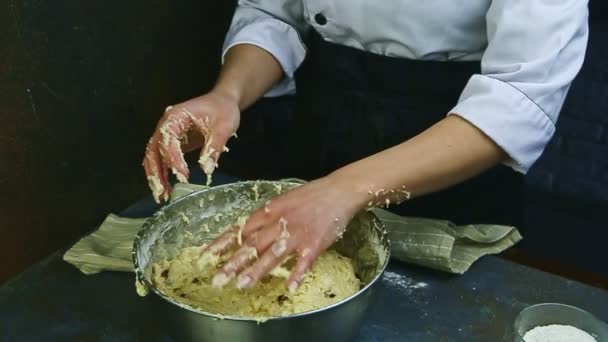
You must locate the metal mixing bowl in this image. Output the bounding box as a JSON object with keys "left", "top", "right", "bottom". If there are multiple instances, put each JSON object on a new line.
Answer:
{"left": 133, "top": 181, "right": 390, "bottom": 342}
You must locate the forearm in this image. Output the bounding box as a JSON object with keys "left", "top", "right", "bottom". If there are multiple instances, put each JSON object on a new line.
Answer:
{"left": 212, "top": 44, "right": 283, "bottom": 110}
{"left": 330, "top": 115, "right": 507, "bottom": 208}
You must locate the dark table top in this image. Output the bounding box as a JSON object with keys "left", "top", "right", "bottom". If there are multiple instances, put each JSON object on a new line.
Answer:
{"left": 2, "top": 177, "right": 608, "bottom": 341}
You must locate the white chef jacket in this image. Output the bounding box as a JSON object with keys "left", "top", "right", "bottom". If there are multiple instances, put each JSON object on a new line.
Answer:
{"left": 222, "top": 0, "right": 589, "bottom": 173}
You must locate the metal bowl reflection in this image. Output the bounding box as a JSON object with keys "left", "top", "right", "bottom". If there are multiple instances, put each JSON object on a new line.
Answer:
{"left": 133, "top": 181, "right": 390, "bottom": 342}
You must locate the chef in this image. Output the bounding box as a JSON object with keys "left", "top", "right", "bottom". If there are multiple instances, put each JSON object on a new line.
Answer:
{"left": 143, "top": 1, "right": 589, "bottom": 291}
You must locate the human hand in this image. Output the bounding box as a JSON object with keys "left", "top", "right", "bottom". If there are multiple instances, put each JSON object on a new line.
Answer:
{"left": 143, "top": 91, "right": 240, "bottom": 202}
{"left": 204, "top": 176, "right": 364, "bottom": 292}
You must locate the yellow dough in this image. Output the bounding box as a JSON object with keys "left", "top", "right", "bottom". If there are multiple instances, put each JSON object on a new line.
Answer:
{"left": 151, "top": 246, "right": 360, "bottom": 319}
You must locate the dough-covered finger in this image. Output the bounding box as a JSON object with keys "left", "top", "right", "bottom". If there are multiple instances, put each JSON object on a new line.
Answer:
{"left": 286, "top": 247, "right": 320, "bottom": 292}
{"left": 211, "top": 246, "right": 258, "bottom": 288}
{"left": 191, "top": 116, "right": 235, "bottom": 186}
{"left": 236, "top": 237, "right": 294, "bottom": 289}
{"left": 240, "top": 204, "right": 276, "bottom": 237}
{"left": 190, "top": 114, "right": 214, "bottom": 171}
{"left": 143, "top": 140, "right": 171, "bottom": 202}
{"left": 204, "top": 213, "right": 269, "bottom": 257}
{"left": 203, "top": 228, "right": 238, "bottom": 256}
{"left": 157, "top": 108, "right": 193, "bottom": 183}
{"left": 243, "top": 223, "right": 280, "bottom": 254}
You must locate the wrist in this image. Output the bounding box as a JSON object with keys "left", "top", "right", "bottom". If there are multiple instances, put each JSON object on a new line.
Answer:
{"left": 327, "top": 160, "right": 414, "bottom": 211}
{"left": 211, "top": 83, "right": 242, "bottom": 109}
{"left": 325, "top": 168, "right": 373, "bottom": 212}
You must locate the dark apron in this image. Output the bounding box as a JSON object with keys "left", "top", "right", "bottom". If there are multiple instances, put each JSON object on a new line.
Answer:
{"left": 228, "top": 32, "right": 524, "bottom": 228}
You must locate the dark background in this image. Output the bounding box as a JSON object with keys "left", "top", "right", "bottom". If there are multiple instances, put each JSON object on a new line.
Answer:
{"left": 1, "top": 1, "right": 607, "bottom": 284}
{"left": 0, "top": 0, "right": 237, "bottom": 282}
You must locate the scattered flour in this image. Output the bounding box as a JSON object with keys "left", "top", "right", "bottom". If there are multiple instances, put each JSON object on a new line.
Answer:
{"left": 382, "top": 271, "right": 428, "bottom": 295}
{"left": 523, "top": 325, "right": 597, "bottom": 342}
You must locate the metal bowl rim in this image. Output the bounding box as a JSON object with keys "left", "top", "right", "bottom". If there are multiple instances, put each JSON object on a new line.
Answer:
{"left": 513, "top": 302, "right": 608, "bottom": 339}
{"left": 133, "top": 180, "right": 391, "bottom": 322}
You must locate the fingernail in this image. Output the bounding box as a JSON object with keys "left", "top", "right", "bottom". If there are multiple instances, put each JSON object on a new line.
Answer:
{"left": 236, "top": 275, "right": 251, "bottom": 289}
{"left": 212, "top": 273, "right": 230, "bottom": 288}
{"left": 288, "top": 281, "right": 298, "bottom": 293}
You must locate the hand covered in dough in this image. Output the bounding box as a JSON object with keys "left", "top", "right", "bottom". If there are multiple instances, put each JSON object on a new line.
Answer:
{"left": 205, "top": 176, "right": 362, "bottom": 292}
{"left": 142, "top": 91, "right": 240, "bottom": 202}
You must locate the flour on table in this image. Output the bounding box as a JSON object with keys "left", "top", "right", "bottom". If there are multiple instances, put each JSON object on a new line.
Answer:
{"left": 382, "top": 271, "right": 428, "bottom": 295}
{"left": 523, "top": 324, "right": 597, "bottom": 342}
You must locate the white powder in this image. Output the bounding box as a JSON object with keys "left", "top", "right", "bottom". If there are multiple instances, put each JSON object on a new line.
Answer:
{"left": 382, "top": 271, "right": 428, "bottom": 295}
{"left": 523, "top": 324, "right": 597, "bottom": 342}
